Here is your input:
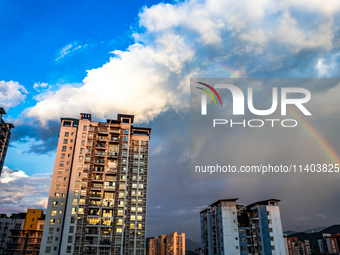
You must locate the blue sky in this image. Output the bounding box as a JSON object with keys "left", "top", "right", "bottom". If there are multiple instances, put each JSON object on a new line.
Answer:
{"left": 1, "top": 0, "right": 340, "bottom": 241}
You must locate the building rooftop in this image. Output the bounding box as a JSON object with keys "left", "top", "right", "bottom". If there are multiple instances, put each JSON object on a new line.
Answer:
{"left": 245, "top": 199, "right": 280, "bottom": 209}
{"left": 210, "top": 198, "right": 239, "bottom": 207}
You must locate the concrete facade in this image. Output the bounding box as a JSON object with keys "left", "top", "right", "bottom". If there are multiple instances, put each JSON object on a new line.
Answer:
{"left": 40, "top": 113, "right": 151, "bottom": 255}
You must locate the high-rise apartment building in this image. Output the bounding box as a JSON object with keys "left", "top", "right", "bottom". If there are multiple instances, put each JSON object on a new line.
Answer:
{"left": 40, "top": 113, "right": 151, "bottom": 255}
{"left": 148, "top": 232, "right": 185, "bottom": 255}
{"left": 0, "top": 107, "right": 14, "bottom": 177}
{"left": 200, "top": 199, "right": 286, "bottom": 255}
{"left": 318, "top": 233, "right": 340, "bottom": 254}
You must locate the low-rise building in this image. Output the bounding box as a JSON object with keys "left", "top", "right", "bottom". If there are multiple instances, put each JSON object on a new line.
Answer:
{"left": 0, "top": 209, "right": 45, "bottom": 255}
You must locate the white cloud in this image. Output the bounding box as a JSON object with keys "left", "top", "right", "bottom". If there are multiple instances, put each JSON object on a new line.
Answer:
{"left": 55, "top": 42, "right": 87, "bottom": 61}
{"left": 33, "top": 82, "right": 49, "bottom": 92}
{"left": 25, "top": 0, "right": 340, "bottom": 124}
{"left": 0, "top": 166, "right": 51, "bottom": 212}
{"left": 0, "top": 81, "right": 28, "bottom": 109}
{"left": 317, "top": 214, "right": 327, "bottom": 219}
{"left": 0, "top": 166, "right": 28, "bottom": 183}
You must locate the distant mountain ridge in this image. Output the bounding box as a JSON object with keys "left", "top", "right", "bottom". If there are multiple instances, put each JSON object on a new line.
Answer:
{"left": 186, "top": 239, "right": 200, "bottom": 251}
{"left": 288, "top": 224, "right": 340, "bottom": 253}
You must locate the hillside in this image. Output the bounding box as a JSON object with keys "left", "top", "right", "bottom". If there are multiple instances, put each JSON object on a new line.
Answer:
{"left": 288, "top": 224, "right": 340, "bottom": 254}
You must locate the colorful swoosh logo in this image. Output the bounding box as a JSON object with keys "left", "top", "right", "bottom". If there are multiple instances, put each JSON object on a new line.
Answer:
{"left": 196, "top": 82, "right": 223, "bottom": 106}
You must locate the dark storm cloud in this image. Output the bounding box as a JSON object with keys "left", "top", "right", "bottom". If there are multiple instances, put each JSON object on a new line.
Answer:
{"left": 11, "top": 120, "right": 60, "bottom": 154}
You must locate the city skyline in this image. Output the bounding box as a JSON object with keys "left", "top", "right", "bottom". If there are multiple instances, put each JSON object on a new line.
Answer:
{"left": 1, "top": 0, "right": 340, "bottom": 245}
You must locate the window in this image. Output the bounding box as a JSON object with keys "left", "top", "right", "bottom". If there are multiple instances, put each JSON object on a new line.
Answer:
{"left": 52, "top": 201, "right": 58, "bottom": 207}
{"left": 81, "top": 140, "right": 85, "bottom": 146}
{"left": 271, "top": 246, "right": 275, "bottom": 250}
{"left": 54, "top": 193, "right": 60, "bottom": 199}
{"left": 137, "top": 215, "right": 142, "bottom": 221}
{"left": 82, "top": 132, "right": 86, "bottom": 138}
{"left": 74, "top": 190, "right": 79, "bottom": 196}
{"left": 61, "top": 153, "right": 65, "bottom": 159}
{"left": 65, "top": 132, "right": 69, "bottom": 137}
{"left": 58, "top": 169, "right": 63, "bottom": 175}
{"left": 63, "top": 139, "right": 68, "bottom": 144}
{"left": 66, "top": 246, "right": 72, "bottom": 253}
{"left": 130, "top": 215, "right": 135, "bottom": 221}
{"left": 48, "top": 228, "right": 54, "bottom": 234}
{"left": 47, "top": 236, "right": 53, "bottom": 243}
{"left": 234, "top": 229, "right": 238, "bottom": 232}
{"left": 73, "top": 198, "right": 78, "bottom": 205}
{"left": 51, "top": 210, "right": 57, "bottom": 216}
{"left": 62, "top": 146, "right": 67, "bottom": 152}
{"left": 57, "top": 219, "right": 61, "bottom": 223}
{"left": 80, "top": 148, "right": 84, "bottom": 154}
{"left": 117, "top": 219, "right": 123, "bottom": 225}
{"left": 269, "top": 228, "right": 273, "bottom": 232}
{"left": 270, "top": 237, "right": 274, "bottom": 241}
{"left": 267, "top": 211, "right": 271, "bottom": 216}
{"left": 268, "top": 219, "right": 272, "bottom": 224}
{"left": 116, "top": 228, "right": 122, "bottom": 233}
{"left": 83, "top": 125, "right": 87, "bottom": 131}
{"left": 45, "top": 246, "right": 51, "bottom": 253}
{"left": 68, "top": 236, "right": 73, "bottom": 243}
{"left": 50, "top": 219, "right": 55, "bottom": 225}
{"left": 57, "top": 177, "right": 62, "bottom": 183}
{"left": 70, "top": 217, "right": 75, "bottom": 224}
{"left": 59, "top": 161, "right": 64, "bottom": 167}
{"left": 71, "top": 208, "right": 77, "bottom": 215}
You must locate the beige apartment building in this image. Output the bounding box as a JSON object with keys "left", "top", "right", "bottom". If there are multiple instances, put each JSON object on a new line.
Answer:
{"left": 149, "top": 232, "right": 185, "bottom": 255}
{"left": 40, "top": 113, "right": 151, "bottom": 255}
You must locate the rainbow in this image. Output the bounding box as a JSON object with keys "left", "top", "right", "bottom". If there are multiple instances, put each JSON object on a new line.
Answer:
{"left": 200, "top": 67, "right": 340, "bottom": 164}
{"left": 288, "top": 108, "right": 340, "bottom": 164}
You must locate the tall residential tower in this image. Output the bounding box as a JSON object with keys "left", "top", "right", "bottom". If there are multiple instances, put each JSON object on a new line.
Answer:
{"left": 40, "top": 113, "right": 151, "bottom": 255}
{"left": 0, "top": 107, "right": 14, "bottom": 176}
{"left": 200, "top": 199, "right": 286, "bottom": 255}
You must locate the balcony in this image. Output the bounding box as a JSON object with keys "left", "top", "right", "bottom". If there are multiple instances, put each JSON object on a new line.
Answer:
{"left": 107, "top": 151, "right": 118, "bottom": 158}
{"left": 104, "top": 185, "right": 115, "bottom": 190}
{"left": 90, "top": 193, "right": 102, "bottom": 198}
{"left": 97, "top": 128, "right": 109, "bottom": 134}
{"left": 91, "top": 184, "right": 103, "bottom": 190}
{"left": 110, "top": 129, "right": 120, "bottom": 134}
{"left": 97, "top": 137, "right": 108, "bottom": 142}
{"left": 94, "top": 151, "right": 106, "bottom": 157}
{"left": 109, "top": 137, "right": 119, "bottom": 143}
{"left": 93, "top": 159, "right": 105, "bottom": 165}
{"left": 99, "top": 239, "right": 111, "bottom": 245}
{"left": 88, "top": 201, "right": 101, "bottom": 207}
{"left": 106, "top": 168, "right": 117, "bottom": 174}
{"left": 95, "top": 144, "right": 106, "bottom": 149}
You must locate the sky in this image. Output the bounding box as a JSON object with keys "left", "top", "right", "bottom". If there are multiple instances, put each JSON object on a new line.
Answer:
{"left": 1, "top": 0, "right": 340, "bottom": 243}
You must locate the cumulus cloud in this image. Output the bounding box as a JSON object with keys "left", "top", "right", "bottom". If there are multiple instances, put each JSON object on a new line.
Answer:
{"left": 0, "top": 81, "right": 28, "bottom": 108}
{"left": 24, "top": 0, "right": 340, "bottom": 125}
{"left": 0, "top": 166, "right": 51, "bottom": 213}
{"left": 33, "top": 82, "right": 49, "bottom": 92}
